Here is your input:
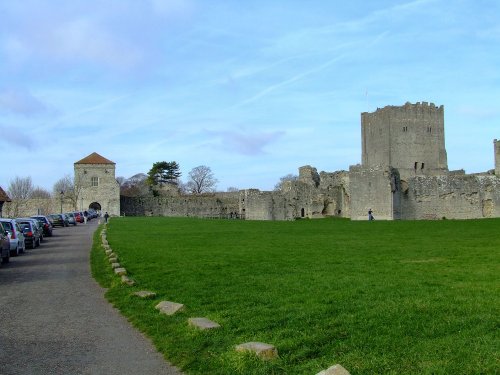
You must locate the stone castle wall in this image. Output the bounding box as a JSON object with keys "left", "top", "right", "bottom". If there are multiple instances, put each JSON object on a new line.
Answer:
{"left": 349, "top": 165, "right": 400, "bottom": 220}
{"left": 121, "top": 192, "right": 240, "bottom": 218}
{"left": 400, "top": 174, "right": 500, "bottom": 220}
{"left": 3, "top": 198, "right": 76, "bottom": 218}
{"left": 495, "top": 139, "right": 500, "bottom": 176}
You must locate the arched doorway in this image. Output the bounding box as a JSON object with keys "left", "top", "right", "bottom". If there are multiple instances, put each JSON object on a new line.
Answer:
{"left": 89, "top": 202, "right": 101, "bottom": 212}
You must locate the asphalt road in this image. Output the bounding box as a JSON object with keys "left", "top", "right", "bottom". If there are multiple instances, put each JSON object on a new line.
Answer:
{"left": 0, "top": 219, "right": 182, "bottom": 375}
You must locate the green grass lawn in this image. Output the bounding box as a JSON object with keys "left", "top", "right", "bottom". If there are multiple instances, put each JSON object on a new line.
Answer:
{"left": 91, "top": 217, "right": 499, "bottom": 374}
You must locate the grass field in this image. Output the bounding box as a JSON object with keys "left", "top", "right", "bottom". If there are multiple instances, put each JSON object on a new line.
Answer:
{"left": 91, "top": 217, "right": 499, "bottom": 374}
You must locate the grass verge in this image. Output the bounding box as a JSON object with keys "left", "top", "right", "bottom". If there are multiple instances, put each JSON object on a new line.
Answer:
{"left": 91, "top": 217, "right": 499, "bottom": 374}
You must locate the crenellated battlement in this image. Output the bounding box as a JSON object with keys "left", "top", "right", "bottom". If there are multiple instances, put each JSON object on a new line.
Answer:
{"left": 362, "top": 101, "right": 443, "bottom": 117}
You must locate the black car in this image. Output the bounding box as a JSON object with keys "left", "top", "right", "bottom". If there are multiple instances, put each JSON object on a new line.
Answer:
{"left": 49, "top": 214, "right": 67, "bottom": 227}
{"left": 31, "top": 215, "right": 53, "bottom": 237}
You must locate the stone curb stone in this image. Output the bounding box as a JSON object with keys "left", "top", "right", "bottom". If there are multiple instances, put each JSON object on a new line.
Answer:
{"left": 108, "top": 252, "right": 116, "bottom": 258}
{"left": 188, "top": 317, "right": 221, "bottom": 330}
{"left": 111, "top": 262, "right": 120, "bottom": 269}
{"left": 103, "top": 244, "right": 110, "bottom": 250}
{"left": 114, "top": 267, "right": 127, "bottom": 276}
{"left": 121, "top": 275, "right": 135, "bottom": 286}
{"left": 133, "top": 291, "right": 157, "bottom": 299}
{"left": 315, "top": 364, "right": 351, "bottom": 375}
{"left": 105, "top": 249, "right": 112, "bottom": 255}
{"left": 108, "top": 257, "right": 118, "bottom": 263}
{"left": 235, "top": 342, "right": 278, "bottom": 360}
{"left": 155, "top": 301, "right": 185, "bottom": 316}
{"left": 102, "top": 239, "right": 108, "bottom": 246}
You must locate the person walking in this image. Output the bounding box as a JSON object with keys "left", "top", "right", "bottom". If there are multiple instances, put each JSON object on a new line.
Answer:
{"left": 83, "top": 210, "right": 88, "bottom": 224}
{"left": 104, "top": 212, "right": 109, "bottom": 223}
{"left": 368, "top": 209, "right": 374, "bottom": 221}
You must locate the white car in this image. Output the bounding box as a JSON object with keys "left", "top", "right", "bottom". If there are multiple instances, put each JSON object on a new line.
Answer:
{"left": 0, "top": 218, "right": 26, "bottom": 256}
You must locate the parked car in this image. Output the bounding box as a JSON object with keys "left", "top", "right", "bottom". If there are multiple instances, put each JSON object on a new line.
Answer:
{"left": 17, "top": 220, "right": 41, "bottom": 249}
{"left": 19, "top": 218, "right": 44, "bottom": 243}
{"left": 65, "top": 212, "right": 77, "bottom": 226}
{"left": 73, "top": 211, "right": 84, "bottom": 223}
{"left": 31, "top": 215, "right": 53, "bottom": 237}
{"left": 0, "top": 224, "right": 10, "bottom": 264}
{"left": 0, "top": 218, "right": 26, "bottom": 256}
{"left": 49, "top": 214, "right": 67, "bottom": 227}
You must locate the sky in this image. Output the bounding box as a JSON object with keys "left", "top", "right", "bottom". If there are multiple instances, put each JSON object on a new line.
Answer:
{"left": 1, "top": 0, "right": 499, "bottom": 193}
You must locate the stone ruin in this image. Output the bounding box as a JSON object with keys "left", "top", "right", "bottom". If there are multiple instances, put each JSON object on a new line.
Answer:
{"left": 4, "top": 102, "right": 498, "bottom": 221}
{"left": 237, "top": 102, "right": 500, "bottom": 220}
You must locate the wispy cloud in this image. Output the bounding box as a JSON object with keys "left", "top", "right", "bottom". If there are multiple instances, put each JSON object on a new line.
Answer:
{"left": 0, "top": 87, "right": 48, "bottom": 116}
{"left": 0, "top": 124, "right": 36, "bottom": 149}
{"left": 234, "top": 55, "right": 347, "bottom": 108}
{"left": 206, "top": 129, "right": 285, "bottom": 155}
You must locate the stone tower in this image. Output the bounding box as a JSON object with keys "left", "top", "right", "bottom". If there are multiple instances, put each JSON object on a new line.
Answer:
{"left": 495, "top": 139, "right": 500, "bottom": 177}
{"left": 361, "top": 102, "right": 448, "bottom": 180}
{"left": 74, "top": 152, "right": 120, "bottom": 216}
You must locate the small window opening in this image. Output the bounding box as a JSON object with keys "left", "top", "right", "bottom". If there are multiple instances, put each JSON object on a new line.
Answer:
{"left": 91, "top": 177, "right": 99, "bottom": 187}
{"left": 301, "top": 208, "right": 305, "bottom": 217}
{"left": 421, "top": 163, "right": 425, "bottom": 170}
{"left": 414, "top": 162, "right": 418, "bottom": 170}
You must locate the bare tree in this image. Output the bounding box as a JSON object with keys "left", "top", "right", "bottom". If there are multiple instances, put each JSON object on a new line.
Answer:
{"left": 185, "top": 165, "right": 218, "bottom": 194}
{"left": 53, "top": 174, "right": 82, "bottom": 210}
{"left": 31, "top": 187, "right": 51, "bottom": 199}
{"left": 120, "top": 173, "right": 150, "bottom": 197}
{"left": 7, "top": 176, "right": 34, "bottom": 217}
{"left": 116, "top": 176, "right": 126, "bottom": 186}
{"left": 8, "top": 176, "right": 34, "bottom": 199}
{"left": 274, "top": 173, "right": 298, "bottom": 191}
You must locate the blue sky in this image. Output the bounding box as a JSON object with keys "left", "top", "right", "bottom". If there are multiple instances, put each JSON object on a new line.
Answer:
{"left": 1, "top": 0, "right": 499, "bottom": 192}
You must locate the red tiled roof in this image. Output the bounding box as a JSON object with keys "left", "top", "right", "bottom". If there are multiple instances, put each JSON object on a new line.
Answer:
{"left": 0, "top": 186, "right": 11, "bottom": 202}
{"left": 75, "top": 152, "right": 115, "bottom": 165}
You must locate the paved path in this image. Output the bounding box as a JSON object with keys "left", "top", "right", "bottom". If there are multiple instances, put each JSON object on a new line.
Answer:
{"left": 0, "top": 219, "right": 182, "bottom": 375}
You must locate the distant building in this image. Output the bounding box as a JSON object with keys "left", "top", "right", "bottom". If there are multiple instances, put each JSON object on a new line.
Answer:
{"left": 0, "top": 186, "right": 11, "bottom": 218}
{"left": 74, "top": 152, "right": 120, "bottom": 216}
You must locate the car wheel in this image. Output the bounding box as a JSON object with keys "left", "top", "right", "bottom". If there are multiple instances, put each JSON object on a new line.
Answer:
{"left": 20, "top": 241, "right": 25, "bottom": 253}
{"left": 10, "top": 246, "right": 19, "bottom": 257}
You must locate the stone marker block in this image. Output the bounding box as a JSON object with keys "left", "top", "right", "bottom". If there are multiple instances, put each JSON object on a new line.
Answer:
{"left": 103, "top": 244, "right": 110, "bottom": 250}
{"left": 108, "top": 257, "right": 118, "bottom": 263}
{"left": 188, "top": 317, "right": 221, "bottom": 330}
{"left": 235, "top": 342, "right": 278, "bottom": 360}
{"left": 155, "top": 301, "right": 185, "bottom": 316}
{"left": 133, "top": 291, "right": 157, "bottom": 299}
{"left": 102, "top": 239, "right": 108, "bottom": 246}
{"left": 114, "top": 267, "right": 127, "bottom": 276}
{"left": 105, "top": 249, "right": 112, "bottom": 255}
{"left": 121, "top": 275, "right": 135, "bottom": 286}
{"left": 111, "top": 262, "right": 120, "bottom": 269}
{"left": 108, "top": 252, "right": 116, "bottom": 258}
{"left": 315, "top": 364, "right": 351, "bottom": 375}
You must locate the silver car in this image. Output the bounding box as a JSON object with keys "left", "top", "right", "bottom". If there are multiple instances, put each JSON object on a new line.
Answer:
{"left": 0, "top": 218, "right": 26, "bottom": 257}
{"left": 0, "top": 224, "right": 10, "bottom": 263}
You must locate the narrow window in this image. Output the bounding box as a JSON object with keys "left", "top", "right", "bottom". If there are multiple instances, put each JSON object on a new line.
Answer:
{"left": 301, "top": 208, "right": 305, "bottom": 217}
{"left": 414, "top": 162, "right": 418, "bottom": 170}
{"left": 421, "top": 163, "right": 425, "bottom": 170}
{"left": 91, "top": 177, "right": 99, "bottom": 187}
